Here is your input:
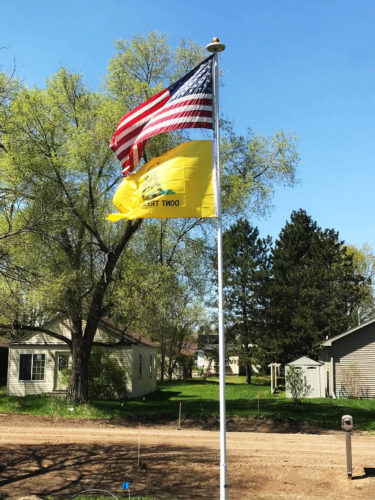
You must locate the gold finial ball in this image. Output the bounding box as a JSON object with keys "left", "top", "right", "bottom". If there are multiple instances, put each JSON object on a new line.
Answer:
{"left": 206, "top": 37, "right": 226, "bottom": 53}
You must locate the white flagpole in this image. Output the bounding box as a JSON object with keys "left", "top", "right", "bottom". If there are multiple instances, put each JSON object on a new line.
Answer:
{"left": 206, "top": 37, "right": 226, "bottom": 500}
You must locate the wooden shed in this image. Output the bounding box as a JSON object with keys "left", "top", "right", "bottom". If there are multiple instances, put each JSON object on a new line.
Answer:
{"left": 7, "top": 317, "right": 158, "bottom": 398}
{"left": 285, "top": 356, "right": 324, "bottom": 398}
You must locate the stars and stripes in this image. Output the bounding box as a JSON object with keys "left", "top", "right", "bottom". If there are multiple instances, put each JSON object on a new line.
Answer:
{"left": 110, "top": 55, "right": 214, "bottom": 176}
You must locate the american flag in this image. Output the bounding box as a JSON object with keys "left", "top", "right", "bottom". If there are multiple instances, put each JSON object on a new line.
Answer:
{"left": 110, "top": 55, "right": 214, "bottom": 176}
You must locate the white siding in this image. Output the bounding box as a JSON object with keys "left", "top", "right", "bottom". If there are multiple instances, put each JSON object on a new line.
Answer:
{"left": 7, "top": 347, "right": 69, "bottom": 396}
{"left": 8, "top": 318, "right": 158, "bottom": 398}
{"left": 130, "top": 345, "right": 157, "bottom": 397}
{"left": 18, "top": 320, "right": 119, "bottom": 344}
{"left": 332, "top": 323, "right": 375, "bottom": 398}
{"left": 107, "top": 347, "right": 133, "bottom": 394}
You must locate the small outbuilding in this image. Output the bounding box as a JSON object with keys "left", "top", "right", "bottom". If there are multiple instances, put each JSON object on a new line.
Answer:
{"left": 285, "top": 356, "right": 324, "bottom": 398}
{"left": 7, "top": 317, "right": 158, "bottom": 398}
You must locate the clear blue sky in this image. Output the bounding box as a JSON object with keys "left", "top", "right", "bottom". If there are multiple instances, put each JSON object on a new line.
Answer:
{"left": 1, "top": 0, "right": 375, "bottom": 248}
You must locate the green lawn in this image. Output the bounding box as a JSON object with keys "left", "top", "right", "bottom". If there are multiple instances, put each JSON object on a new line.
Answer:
{"left": 1, "top": 377, "right": 375, "bottom": 431}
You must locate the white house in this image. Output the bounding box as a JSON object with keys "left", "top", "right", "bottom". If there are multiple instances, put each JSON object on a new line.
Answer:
{"left": 7, "top": 317, "right": 158, "bottom": 398}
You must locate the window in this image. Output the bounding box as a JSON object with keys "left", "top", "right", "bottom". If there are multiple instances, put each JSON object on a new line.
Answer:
{"left": 139, "top": 353, "right": 142, "bottom": 379}
{"left": 149, "top": 354, "right": 153, "bottom": 377}
{"left": 19, "top": 354, "right": 45, "bottom": 381}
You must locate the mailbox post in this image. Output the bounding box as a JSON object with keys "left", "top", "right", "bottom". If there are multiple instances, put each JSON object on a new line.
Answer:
{"left": 341, "top": 415, "right": 353, "bottom": 479}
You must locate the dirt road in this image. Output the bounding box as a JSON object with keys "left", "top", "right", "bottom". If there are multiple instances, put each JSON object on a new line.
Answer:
{"left": 0, "top": 414, "right": 375, "bottom": 499}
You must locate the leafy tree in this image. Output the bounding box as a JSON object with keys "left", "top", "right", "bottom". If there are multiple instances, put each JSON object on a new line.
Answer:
{"left": 221, "top": 126, "right": 299, "bottom": 216}
{"left": 346, "top": 244, "right": 375, "bottom": 323}
{"left": 222, "top": 218, "right": 271, "bottom": 383}
{"left": 262, "top": 210, "right": 367, "bottom": 365}
{"left": 110, "top": 219, "right": 209, "bottom": 382}
{"left": 0, "top": 67, "right": 144, "bottom": 403}
{"left": 0, "top": 32, "right": 300, "bottom": 404}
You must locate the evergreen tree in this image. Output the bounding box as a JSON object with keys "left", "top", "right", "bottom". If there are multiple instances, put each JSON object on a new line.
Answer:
{"left": 222, "top": 218, "right": 271, "bottom": 383}
{"left": 262, "top": 209, "right": 367, "bottom": 365}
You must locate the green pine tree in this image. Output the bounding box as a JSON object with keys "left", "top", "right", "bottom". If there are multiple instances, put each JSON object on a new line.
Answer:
{"left": 222, "top": 218, "right": 271, "bottom": 383}
{"left": 261, "top": 209, "right": 367, "bottom": 365}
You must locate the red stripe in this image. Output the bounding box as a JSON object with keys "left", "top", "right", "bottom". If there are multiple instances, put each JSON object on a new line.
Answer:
{"left": 113, "top": 89, "right": 168, "bottom": 129}
{"left": 142, "top": 121, "right": 213, "bottom": 139}
{"left": 155, "top": 97, "right": 212, "bottom": 115}
{"left": 145, "top": 109, "right": 212, "bottom": 129}
{"left": 147, "top": 100, "right": 212, "bottom": 124}
{"left": 112, "top": 123, "right": 146, "bottom": 154}
{"left": 123, "top": 140, "right": 147, "bottom": 175}
{"left": 114, "top": 108, "right": 212, "bottom": 159}
{"left": 117, "top": 113, "right": 212, "bottom": 166}
{"left": 111, "top": 125, "right": 144, "bottom": 155}
{"left": 138, "top": 114, "right": 212, "bottom": 142}
{"left": 113, "top": 94, "right": 170, "bottom": 138}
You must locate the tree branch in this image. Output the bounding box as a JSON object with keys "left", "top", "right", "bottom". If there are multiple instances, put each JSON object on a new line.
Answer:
{"left": 0, "top": 324, "right": 72, "bottom": 346}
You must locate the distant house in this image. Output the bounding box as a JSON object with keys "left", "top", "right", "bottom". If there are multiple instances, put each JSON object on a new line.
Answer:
{"left": 7, "top": 317, "right": 158, "bottom": 398}
{"left": 197, "top": 333, "right": 259, "bottom": 376}
{"left": 319, "top": 319, "right": 375, "bottom": 398}
{"left": 197, "top": 333, "right": 239, "bottom": 376}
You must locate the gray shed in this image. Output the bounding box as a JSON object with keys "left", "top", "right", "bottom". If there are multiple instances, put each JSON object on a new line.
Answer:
{"left": 285, "top": 356, "right": 323, "bottom": 398}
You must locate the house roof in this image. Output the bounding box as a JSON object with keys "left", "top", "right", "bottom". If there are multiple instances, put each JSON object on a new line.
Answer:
{"left": 321, "top": 318, "right": 375, "bottom": 347}
{"left": 10, "top": 316, "right": 158, "bottom": 349}
{"left": 180, "top": 342, "right": 197, "bottom": 357}
{"left": 100, "top": 318, "right": 158, "bottom": 348}
{"left": 287, "top": 356, "right": 323, "bottom": 366}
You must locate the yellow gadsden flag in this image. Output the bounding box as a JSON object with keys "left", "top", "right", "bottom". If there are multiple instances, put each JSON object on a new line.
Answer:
{"left": 107, "top": 140, "right": 215, "bottom": 221}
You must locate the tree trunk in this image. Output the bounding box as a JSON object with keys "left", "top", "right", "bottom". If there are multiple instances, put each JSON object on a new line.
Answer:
{"left": 245, "top": 362, "right": 252, "bottom": 385}
{"left": 160, "top": 352, "right": 165, "bottom": 383}
{"left": 66, "top": 219, "right": 142, "bottom": 404}
{"left": 244, "top": 341, "right": 252, "bottom": 385}
{"left": 67, "top": 335, "right": 90, "bottom": 404}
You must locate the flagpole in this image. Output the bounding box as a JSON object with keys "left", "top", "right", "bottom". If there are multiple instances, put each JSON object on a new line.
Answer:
{"left": 206, "top": 37, "right": 226, "bottom": 500}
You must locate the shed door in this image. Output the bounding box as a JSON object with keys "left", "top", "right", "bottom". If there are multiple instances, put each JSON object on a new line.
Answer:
{"left": 304, "top": 366, "right": 320, "bottom": 397}
{"left": 54, "top": 353, "right": 69, "bottom": 390}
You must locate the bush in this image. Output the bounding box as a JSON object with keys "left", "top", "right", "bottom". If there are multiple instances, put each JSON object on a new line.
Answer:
{"left": 88, "top": 349, "right": 128, "bottom": 400}
{"left": 340, "top": 362, "right": 368, "bottom": 398}
{"left": 62, "top": 349, "right": 128, "bottom": 401}
{"left": 285, "top": 366, "right": 312, "bottom": 403}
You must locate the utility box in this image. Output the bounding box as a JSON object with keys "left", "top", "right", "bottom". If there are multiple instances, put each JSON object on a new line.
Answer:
{"left": 341, "top": 415, "right": 353, "bottom": 431}
{"left": 285, "top": 356, "right": 324, "bottom": 398}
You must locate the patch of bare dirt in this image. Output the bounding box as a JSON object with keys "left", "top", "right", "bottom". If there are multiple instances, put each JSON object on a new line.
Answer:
{"left": 0, "top": 412, "right": 340, "bottom": 434}
{"left": 0, "top": 413, "right": 374, "bottom": 499}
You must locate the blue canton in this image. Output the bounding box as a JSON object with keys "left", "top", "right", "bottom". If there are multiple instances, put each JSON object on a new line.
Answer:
{"left": 168, "top": 55, "right": 213, "bottom": 101}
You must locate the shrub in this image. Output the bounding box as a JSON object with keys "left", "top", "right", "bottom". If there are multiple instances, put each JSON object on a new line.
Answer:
{"left": 88, "top": 349, "right": 128, "bottom": 400}
{"left": 285, "top": 366, "right": 312, "bottom": 403}
{"left": 341, "top": 362, "right": 368, "bottom": 398}
{"left": 63, "top": 349, "right": 128, "bottom": 401}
